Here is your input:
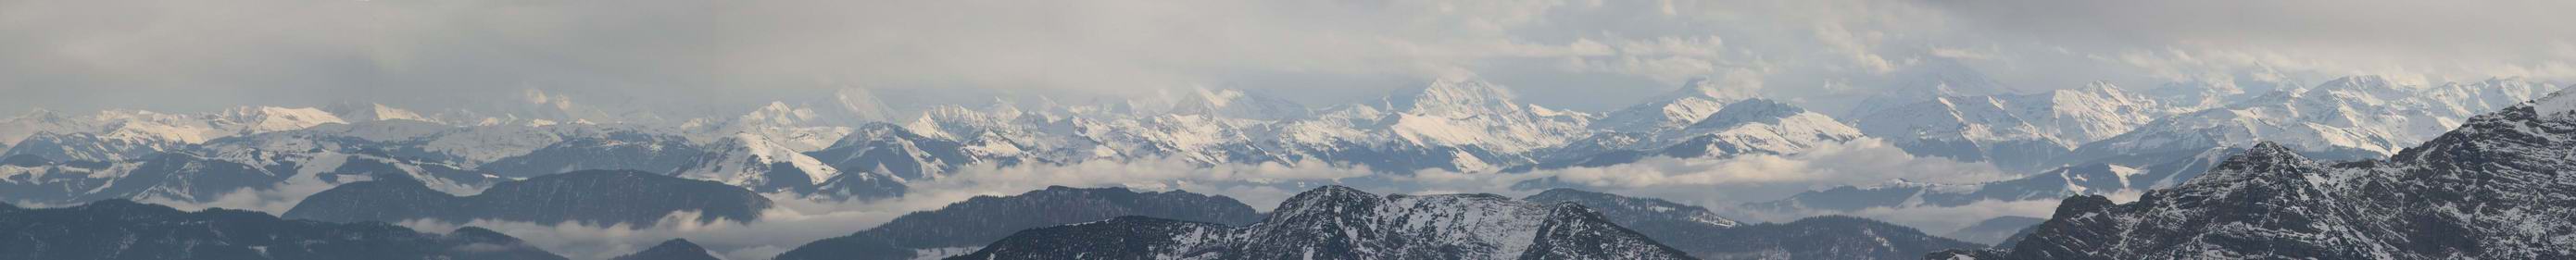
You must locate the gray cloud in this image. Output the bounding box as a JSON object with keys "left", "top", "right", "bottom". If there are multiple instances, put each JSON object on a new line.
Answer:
{"left": 2, "top": 0, "right": 2568, "bottom": 114}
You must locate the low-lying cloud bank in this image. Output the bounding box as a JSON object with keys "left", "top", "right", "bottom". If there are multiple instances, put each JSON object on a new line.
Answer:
{"left": 89, "top": 139, "right": 2019, "bottom": 258}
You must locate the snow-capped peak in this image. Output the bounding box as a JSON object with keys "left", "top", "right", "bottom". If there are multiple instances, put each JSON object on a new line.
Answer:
{"left": 1685, "top": 98, "right": 1808, "bottom": 130}
{"left": 323, "top": 103, "right": 435, "bottom": 123}
{"left": 1592, "top": 78, "right": 1747, "bottom": 132}
{"left": 672, "top": 132, "right": 846, "bottom": 192}
{"left": 214, "top": 106, "right": 348, "bottom": 134}
{"left": 1384, "top": 77, "right": 1523, "bottom": 118}
{"left": 2529, "top": 84, "right": 2576, "bottom": 118}
{"left": 9, "top": 108, "right": 75, "bottom": 124}
{"left": 740, "top": 101, "right": 821, "bottom": 127}
{"left": 827, "top": 87, "right": 898, "bottom": 124}
{"left": 1170, "top": 87, "right": 1311, "bottom": 120}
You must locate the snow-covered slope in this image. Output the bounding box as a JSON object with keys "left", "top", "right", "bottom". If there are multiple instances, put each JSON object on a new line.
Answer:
{"left": 211, "top": 106, "right": 348, "bottom": 135}
{"left": 0, "top": 109, "right": 103, "bottom": 148}
{"left": 670, "top": 132, "right": 848, "bottom": 194}
{"left": 1527, "top": 99, "right": 1860, "bottom": 171}
{"left": 806, "top": 123, "right": 983, "bottom": 181}
{"left": 2054, "top": 76, "right": 2557, "bottom": 167}
{"left": 2141, "top": 68, "right": 2300, "bottom": 112}
{"left": 689, "top": 102, "right": 853, "bottom": 153}
{"left": 1660, "top": 98, "right": 1864, "bottom": 157}
{"left": 1850, "top": 81, "right": 2176, "bottom": 171}
{"left": 2, "top": 131, "right": 182, "bottom": 162}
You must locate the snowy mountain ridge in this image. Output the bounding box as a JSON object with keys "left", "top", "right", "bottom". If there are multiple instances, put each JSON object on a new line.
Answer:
{"left": 1936, "top": 86, "right": 2576, "bottom": 259}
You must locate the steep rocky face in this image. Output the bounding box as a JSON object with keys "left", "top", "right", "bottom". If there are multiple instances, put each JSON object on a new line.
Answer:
{"left": 1934, "top": 142, "right": 2387, "bottom": 259}
{"left": 773, "top": 186, "right": 1264, "bottom": 260}
{"left": 1939, "top": 93, "right": 2576, "bottom": 259}
{"left": 1525, "top": 189, "right": 1982, "bottom": 260}
{"left": 0, "top": 200, "right": 564, "bottom": 260}
{"left": 284, "top": 170, "right": 773, "bottom": 227}
{"left": 610, "top": 239, "right": 723, "bottom": 260}
{"left": 951, "top": 185, "right": 1691, "bottom": 260}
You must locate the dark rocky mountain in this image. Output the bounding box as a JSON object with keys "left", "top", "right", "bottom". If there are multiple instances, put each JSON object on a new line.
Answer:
{"left": 1521, "top": 189, "right": 1740, "bottom": 229}
{"left": 1935, "top": 93, "right": 2576, "bottom": 259}
{"left": 773, "top": 186, "right": 1264, "bottom": 260}
{"left": 951, "top": 185, "right": 1692, "bottom": 260}
{"left": 1944, "top": 216, "right": 2045, "bottom": 245}
{"left": 1524, "top": 189, "right": 1983, "bottom": 259}
{"left": 0, "top": 200, "right": 564, "bottom": 260}
{"left": 610, "top": 239, "right": 723, "bottom": 260}
{"left": 284, "top": 169, "right": 773, "bottom": 227}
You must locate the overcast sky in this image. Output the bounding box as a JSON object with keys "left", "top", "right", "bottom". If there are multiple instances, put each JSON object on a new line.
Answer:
{"left": 4, "top": 0, "right": 2571, "bottom": 114}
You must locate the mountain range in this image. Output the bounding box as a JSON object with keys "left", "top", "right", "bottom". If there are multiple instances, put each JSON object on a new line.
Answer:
{"left": 4, "top": 73, "right": 2572, "bottom": 260}
{"left": 1936, "top": 87, "right": 2576, "bottom": 259}
{"left": 955, "top": 185, "right": 1694, "bottom": 259}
